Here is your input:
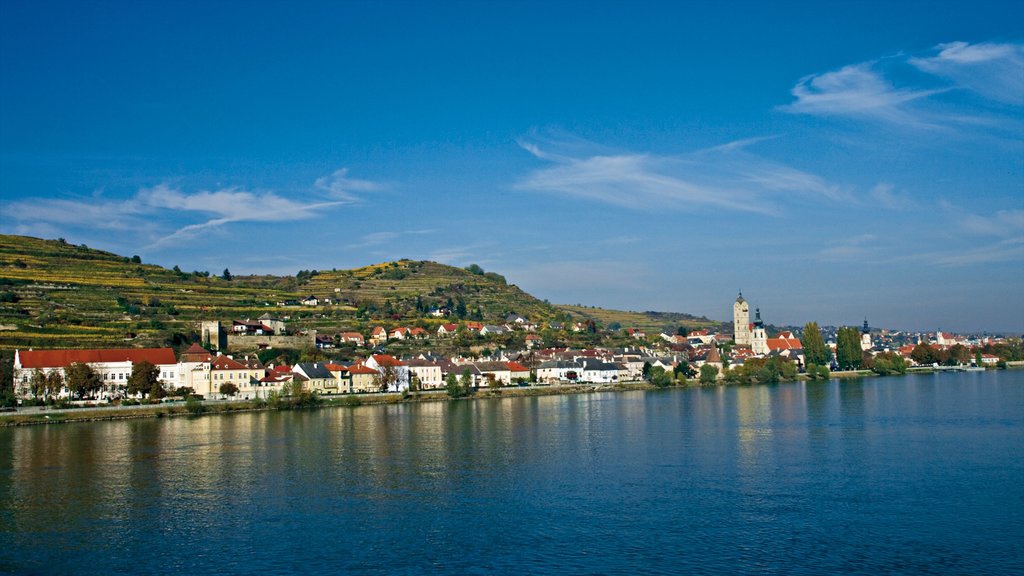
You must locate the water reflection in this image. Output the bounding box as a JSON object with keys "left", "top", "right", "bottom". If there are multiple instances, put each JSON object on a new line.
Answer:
{"left": 1, "top": 372, "right": 1022, "bottom": 576}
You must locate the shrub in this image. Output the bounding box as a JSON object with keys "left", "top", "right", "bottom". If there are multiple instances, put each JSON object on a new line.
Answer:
{"left": 185, "top": 395, "right": 205, "bottom": 415}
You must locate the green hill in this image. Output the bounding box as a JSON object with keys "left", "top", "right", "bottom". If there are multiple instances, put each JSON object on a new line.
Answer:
{"left": 0, "top": 235, "right": 560, "bottom": 351}
{"left": 557, "top": 305, "right": 725, "bottom": 336}
{"left": 0, "top": 234, "right": 724, "bottom": 352}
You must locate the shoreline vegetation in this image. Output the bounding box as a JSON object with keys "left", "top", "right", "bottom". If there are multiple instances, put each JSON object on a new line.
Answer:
{"left": 2, "top": 365, "right": 1018, "bottom": 427}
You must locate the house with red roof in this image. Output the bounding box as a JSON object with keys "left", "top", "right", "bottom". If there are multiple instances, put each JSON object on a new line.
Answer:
{"left": 340, "top": 332, "right": 365, "bottom": 346}
{"left": 437, "top": 323, "right": 460, "bottom": 337}
{"left": 364, "top": 354, "right": 409, "bottom": 391}
{"left": 14, "top": 347, "right": 178, "bottom": 400}
{"left": 506, "top": 361, "right": 530, "bottom": 383}
{"left": 369, "top": 326, "right": 388, "bottom": 346}
{"left": 344, "top": 363, "right": 380, "bottom": 393}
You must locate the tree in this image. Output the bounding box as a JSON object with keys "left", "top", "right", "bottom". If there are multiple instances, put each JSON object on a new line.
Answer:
{"left": 219, "top": 382, "right": 239, "bottom": 397}
{"left": 459, "top": 369, "right": 474, "bottom": 393}
{"left": 871, "top": 352, "right": 908, "bottom": 376}
{"left": 836, "top": 327, "right": 863, "bottom": 370}
{"left": 801, "top": 322, "right": 830, "bottom": 367}
{"left": 673, "top": 361, "right": 694, "bottom": 380}
{"left": 222, "top": 268, "right": 233, "bottom": 281}
{"left": 676, "top": 326, "right": 688, "bottom": 337}
{"left": 131, "top": 255, "right": 142, "bottom": 264}
{"left": 947, "top": 344, "right": 970, "bottom": 366}
{"left": 65, "top": 362, "right": 102, "bottom": 399}
{"left": 699, "top": 364, "right": 719, "bottom": 384}
{"left": 911, "top": 342, "right": 942, "bottom": 365}
{"left": 46, "top": 371, "right": 64, "bottom": 400}
{"left": 127, "top": 360, "right": 160, "bottom": 397}
{"left": 465, "top": 264, "right": 485, "bottom": 275}
{"left": 374, "top": 365, "right": 399, "bottom": 393}
{"left": 445, "top": 373, "right": 468, "bottom": 398}
{"left": 29, "top": 370, "right": 47, "bottom": 399}
{"left": 648, "top": 366, "right": 672, "bottom": 388}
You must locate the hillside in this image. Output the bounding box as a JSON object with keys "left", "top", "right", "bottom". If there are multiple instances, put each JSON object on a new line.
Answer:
{"left": 557, "top": 305, "right": 725, "bottom": 336}
{"left": 0, "top": 234, "right": 725, "bottom": 353}
{"left": 0, "top": 235, "right": 558, "bottom": 351}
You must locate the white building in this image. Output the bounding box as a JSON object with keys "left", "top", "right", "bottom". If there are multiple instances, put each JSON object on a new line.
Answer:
{"left": 14, "top": 348, "right": 179, "bottom": 400}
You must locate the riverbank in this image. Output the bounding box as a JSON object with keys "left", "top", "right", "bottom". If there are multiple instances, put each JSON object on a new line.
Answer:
{"left": 3, "top": 366, "right": 1016, "bottom": 427}
{"left": 0, "top": 381, "right": 657, "bottom": 427}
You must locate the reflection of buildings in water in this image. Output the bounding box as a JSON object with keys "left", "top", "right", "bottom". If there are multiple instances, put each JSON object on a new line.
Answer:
{"left": 7, "top": 421, "right": 154, "bottom": 530}
{"left": 734, "top": 385, "right": 776, "bottom": 477}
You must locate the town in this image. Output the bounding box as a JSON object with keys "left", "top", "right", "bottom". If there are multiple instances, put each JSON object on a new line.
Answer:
{"left": 10, "top": 292, "right": 1021, "bottom": 405}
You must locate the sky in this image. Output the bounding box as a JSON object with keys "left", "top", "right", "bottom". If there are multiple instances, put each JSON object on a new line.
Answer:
{"left": 1, "top": 0, "right": 1022, "bottom": 333}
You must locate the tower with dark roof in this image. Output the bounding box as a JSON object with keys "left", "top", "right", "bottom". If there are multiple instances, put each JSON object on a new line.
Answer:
{"left": 733, "top": 291, "right": 752, "bottom": 346}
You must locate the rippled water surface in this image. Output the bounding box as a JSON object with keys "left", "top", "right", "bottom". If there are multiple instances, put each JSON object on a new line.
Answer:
{"left": 2, "top": 371, "right": 1022, "bottom": 574}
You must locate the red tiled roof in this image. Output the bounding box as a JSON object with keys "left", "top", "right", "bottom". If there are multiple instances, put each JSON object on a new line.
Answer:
{"left": 323, "top": 363, "right": 348, "bottom": 371}
{"left": 347, "top": 364, "right": 379, "bottom": 375}
{"left": 180, "top": 343, "right": 213, "bottom": 362}
{"left": 212, "top": 355, "right": 246, "bottom": 370}
{"left": 505, "top": 361, "right": 529, "bottom": 372}
{"left": 19, "top": 348, "right": 177, "bottom": 369}
{"left": 766, "top": 338, "right": 802, "bottom": 351}
{"left": 371, "top": 354, "right": 405, "bottom": 367}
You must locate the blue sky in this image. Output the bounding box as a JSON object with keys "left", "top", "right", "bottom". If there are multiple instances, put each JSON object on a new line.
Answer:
{"left": 1, "top": 0, "right": 1022, "bottom": 333}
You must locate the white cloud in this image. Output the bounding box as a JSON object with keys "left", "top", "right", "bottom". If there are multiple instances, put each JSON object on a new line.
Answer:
{"left": 869, "top": 183, "right": 914, "bottom": 210}
{"left": 781, "top": 62, "right": 942, "bottom": 125}
{"left": 958, "top": 208, "right": 1024, "bottom": 238}
{"left": 782, "top": 41, "right": 1024, "bottom": 127}
{"left": 142, "top": 185, "right": 349, "bottom": 248}
{"left": 910, "top": 41, "right": 1024, "bottom": 106}
{"left": 515, "top": 136, "right": 844, "bottom": 214}
{"left": 314, "top": 168, "right": 385, "bottom": 201}
{"left": 1, "top": 168, "right": 381, "bottom": 249}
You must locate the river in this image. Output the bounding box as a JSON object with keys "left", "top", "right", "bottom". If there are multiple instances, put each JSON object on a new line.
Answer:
{"left": 2, "top": 370, "right": 1022, "bottom": 574}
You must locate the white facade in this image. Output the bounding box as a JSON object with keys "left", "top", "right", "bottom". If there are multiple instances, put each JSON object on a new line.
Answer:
{"left": 734, "top": 294, "right": 752, "bottom": 346}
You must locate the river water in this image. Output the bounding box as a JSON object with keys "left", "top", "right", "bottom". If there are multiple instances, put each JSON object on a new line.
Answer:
{"left": 1, "top": 371, "right": 1022, "bottom": 575}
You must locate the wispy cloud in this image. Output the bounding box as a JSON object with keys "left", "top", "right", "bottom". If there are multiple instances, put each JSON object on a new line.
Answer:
{"left": 781, "top": 62, "right": 943, "bottom": 126}
{"left": 782, "top": 40, "right": 1024, "bottom": 128}
{"left": 514, "top": 135, "right": 845, "bottom": 214}
{"left": 1, "top": 168, "right": 381, "bottom": 249}
{"left": 910, "top": 41, "right": 1024, "bottom": 106}
{"left": 314, "top": 168, "right": 386, "bottom": 201}
{"left": 818, "top": 233, "right": 878, "bottom": 261}
{"left": 942, "top": 202, "right": 1024, "bottom": 238}
{"left": 869, "top": 183, "right": 915, "bottom": 210}
{"left": 143, "top": 184, "right": 349, "bottom": 248}
{"left": 345, "top": 229, "right": 437, "bottom": 250}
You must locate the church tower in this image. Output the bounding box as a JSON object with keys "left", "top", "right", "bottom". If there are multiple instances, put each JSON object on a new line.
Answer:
{"left": 733, "top": 292, "right": 752, "bottom": 346}
{"left": 861, "top": 318, "right": 872, "bottom": 351}
{"left": 751, "top": 307, "right": 768, "bottom": 355}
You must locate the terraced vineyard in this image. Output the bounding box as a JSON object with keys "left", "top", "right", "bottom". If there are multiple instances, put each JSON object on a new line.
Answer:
{"left": 557, "top": 305, "right": 725, "bottom": 337}
{"left": 0, "top": 235, "right": 558, "bottom": 351}
{"left": 0, "top": 234, "right": 721, "bottom": 353}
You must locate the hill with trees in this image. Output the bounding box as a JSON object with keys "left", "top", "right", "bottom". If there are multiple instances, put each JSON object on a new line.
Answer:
{"left": 0, "top": 235, "right": 721, "bottom": 354}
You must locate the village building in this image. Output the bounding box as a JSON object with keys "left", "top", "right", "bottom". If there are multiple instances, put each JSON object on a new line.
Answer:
{"left": 369, "top": 326, "right": 388, "bottom": 346}
{"left": 751, "top": 308, "right": 768, "bottom": 356}
{"left": 345, "top": 364, "right": 380, "bottom": 393}
{"left": 734, "top": 292, "right": 752, "bottom": 346}
{"left": 364, "top": 354, "right": 409, "bottom": 391}
{"left": 13, "top": 347, "right": 178, "bottom": 400}
{"left": 404, "top": 358, "right": 443, "bottom": 389}
{"left": 293, "top": 363, "right": 338, "bottom": 394}
{"left": 340, "top": 332, "right": 365, "bottom": 346}
{"left": 437, "top": 323, "right": 459, "bottom": 337}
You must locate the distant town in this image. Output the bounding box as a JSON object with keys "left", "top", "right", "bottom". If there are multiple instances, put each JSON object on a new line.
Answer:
{"left": 9, "top": 291, "right": 1022, "bottom": 405}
